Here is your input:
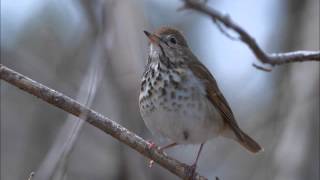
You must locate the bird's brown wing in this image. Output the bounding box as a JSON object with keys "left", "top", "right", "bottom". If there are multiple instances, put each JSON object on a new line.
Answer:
{"left": 188, "top": 60, "right": 244, "bottom": 141}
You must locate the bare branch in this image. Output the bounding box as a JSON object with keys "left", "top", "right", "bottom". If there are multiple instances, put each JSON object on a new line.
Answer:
{"left": 252, "top": 63, "right": 272, "bottom": 72}
{"left": 182, "top": 0, "right": 320, "bottom": 70}
{"left": 267, "top": 51, "right": 320, "bottom": 64}
{"left": 0, "top": 64, "right": 208, "bottom": 180}
{"left": 213, "top": 19, "right": 239, "bottom": 41}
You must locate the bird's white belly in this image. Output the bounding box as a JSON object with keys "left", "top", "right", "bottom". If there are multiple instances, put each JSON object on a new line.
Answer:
{"left": 142, "top": 94, "right": 223, "bottom": 144}
{"left": 140, "top": 67, "right": 224, "bottom": 144}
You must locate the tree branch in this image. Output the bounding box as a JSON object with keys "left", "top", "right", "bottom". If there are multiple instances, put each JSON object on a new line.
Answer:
{"left": 0, "top": 64, "right": 208, "bottom": 180}
{"left": 181, "top": 0, "right": 320, "bottom": 70}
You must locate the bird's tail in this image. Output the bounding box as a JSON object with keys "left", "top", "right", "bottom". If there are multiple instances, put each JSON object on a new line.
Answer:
{"left": 222, "top": 128, "right": 263, "bottom": 154}
{"left": 237, "top": 130, "right": 263, "bottom": 153}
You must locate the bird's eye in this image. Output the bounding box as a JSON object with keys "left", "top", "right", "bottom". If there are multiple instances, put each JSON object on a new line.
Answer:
{"left": 169, "top": 37, "right": 177, "bottom": 44}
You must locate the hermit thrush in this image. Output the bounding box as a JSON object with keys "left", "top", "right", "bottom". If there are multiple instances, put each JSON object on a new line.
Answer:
{"left": 139, "top": 27, "right": 262, "bottom": 176}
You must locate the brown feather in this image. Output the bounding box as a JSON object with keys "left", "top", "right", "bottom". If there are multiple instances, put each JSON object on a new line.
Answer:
{"left": 187, "top": 60, "right": 244, "bottom": 141}
{"left": 155, "top": 27, "right": 183, "bottom": 36}
{"left": 154, "top": 27, "right": 189, "bottom": 47}
{"left": 147, "top": 27, "right": 262, "bottom": 153}
{"left": 187, "top": 58, "right": 262, "bottom": 153}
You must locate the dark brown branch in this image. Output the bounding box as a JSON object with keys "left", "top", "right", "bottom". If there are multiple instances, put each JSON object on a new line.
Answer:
{"left": 182, "top": 0, "right": 320, "bottom": 69}
{"left": 252, "top": 63, "right": 272, "bottom": 72}
{"left": 0, "top": 64, "right": 208, "bottom": 180}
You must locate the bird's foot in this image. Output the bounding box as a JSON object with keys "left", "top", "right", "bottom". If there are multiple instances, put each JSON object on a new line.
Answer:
{"left": 146, "top": 140, "right": 157, "bottom": 168}
{"left": 146, "top": 141, "right": 173, "bottom": 168}
{"left": 147, "top": 140, "right": 157, "bottom": 149}
{"left": 186, "top": 163, "right": 197, "bottom": 180}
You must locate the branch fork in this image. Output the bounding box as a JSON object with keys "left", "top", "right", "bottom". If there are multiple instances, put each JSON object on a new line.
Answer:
{"left": 181, "top": 0, "right": 320, "bottom": 71}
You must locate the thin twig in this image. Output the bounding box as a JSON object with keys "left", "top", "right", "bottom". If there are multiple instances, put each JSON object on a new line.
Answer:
{"left": 181, "top": 0, "right": 320, "bottom": 70}
{"left": 252, "top": 63, "right": 272, "bottom": 72}
{"left": 213, "top": 19, "right": 239, "bottom": 41}
{"left": 0, "top": 64, "right": 208, "bottom": 180}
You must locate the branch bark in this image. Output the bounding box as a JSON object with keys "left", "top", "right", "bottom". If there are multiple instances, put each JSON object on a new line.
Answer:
{"left": 0, "top": 64, "right": 208, "bottom": 180}
{"left": 182, "top": 0, "right": 320, "bottom": 70}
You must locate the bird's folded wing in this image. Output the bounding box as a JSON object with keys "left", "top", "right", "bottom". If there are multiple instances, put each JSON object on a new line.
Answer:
{"left": 188, "top": 61, "right": 244, "bottom": 141}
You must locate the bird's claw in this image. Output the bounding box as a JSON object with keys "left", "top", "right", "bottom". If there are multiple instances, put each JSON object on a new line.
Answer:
{"left": 148, "top": 160, "right": 155, "bottom": 168}
{"left": 146, "top": 141, "right": 170, "bottom": 168}
{"left": 147, "top": 140, "right": 157, "bottom": 168}
{"left": 147, "top": 140, "right": 156, "bottom": 149}
{"left": 186, "top": 164, "right": 197, "bottom": 180}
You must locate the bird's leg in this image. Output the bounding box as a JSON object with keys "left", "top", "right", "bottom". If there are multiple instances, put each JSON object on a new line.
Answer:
{"left": 148, "top": 142, "right": 178, "bottom": 168}
{"left": 186, "top": 143, "right": 205, "bottom": 179}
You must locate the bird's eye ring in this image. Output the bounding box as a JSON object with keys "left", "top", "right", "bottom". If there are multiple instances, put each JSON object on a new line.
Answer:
{"left": 169, "top": 37, "right": 177, "bottom": 44}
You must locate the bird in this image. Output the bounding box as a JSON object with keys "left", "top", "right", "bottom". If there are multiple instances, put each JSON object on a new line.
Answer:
{"left": 139, "top": 27, "right": 262, "bottom": 177}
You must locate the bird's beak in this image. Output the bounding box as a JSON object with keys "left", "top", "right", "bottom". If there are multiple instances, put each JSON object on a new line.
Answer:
{"left": 144, "top": 30, "right": 160, "bottom": 45}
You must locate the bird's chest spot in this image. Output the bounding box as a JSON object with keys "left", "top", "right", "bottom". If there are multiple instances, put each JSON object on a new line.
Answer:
{"left": 139, "top": 63, "right": 205, "bottom": 117}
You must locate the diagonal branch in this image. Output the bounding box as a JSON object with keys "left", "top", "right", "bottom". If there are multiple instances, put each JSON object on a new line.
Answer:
{"left": 181, "top": 0, "right": 320, "bottom": 70}
{"left": 0, "top": 64, "right": 208, "bottom": 180}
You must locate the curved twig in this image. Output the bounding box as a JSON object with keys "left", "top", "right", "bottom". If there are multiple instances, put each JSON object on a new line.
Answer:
{"left": 181, "top": 0, "right": 320, "bottom": 71}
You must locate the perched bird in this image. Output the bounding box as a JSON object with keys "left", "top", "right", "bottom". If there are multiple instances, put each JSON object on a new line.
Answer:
{"left": 139, "top": 27, "right": 262, "bottom": 177}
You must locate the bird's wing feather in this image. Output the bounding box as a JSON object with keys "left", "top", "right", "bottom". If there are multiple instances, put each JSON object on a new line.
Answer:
{"left": 188, "top": 60, "right": 244, "bottom": 140}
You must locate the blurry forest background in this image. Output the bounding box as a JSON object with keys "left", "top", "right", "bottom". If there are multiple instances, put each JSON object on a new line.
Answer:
{"left": 1, "top": 0, "right": 319, "bottom": 180}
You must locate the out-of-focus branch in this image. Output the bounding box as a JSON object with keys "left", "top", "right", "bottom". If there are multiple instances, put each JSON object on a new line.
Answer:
{"left": 181, "top": 0, "right": 320, "bottom": 71}
{"left": 0, "top": 64, "right": 208, "bottom": 180}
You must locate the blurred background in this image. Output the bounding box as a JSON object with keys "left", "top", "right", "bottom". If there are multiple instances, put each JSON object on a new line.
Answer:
{"left": 1, "top": 0, "right": 319, "bottom": 180}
